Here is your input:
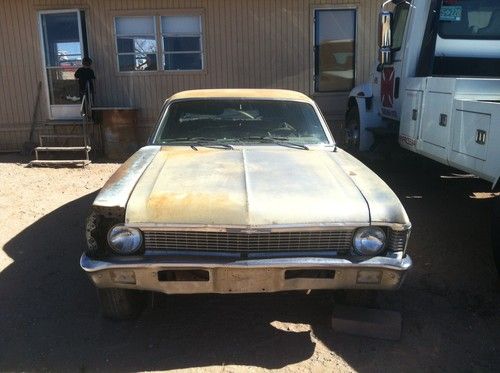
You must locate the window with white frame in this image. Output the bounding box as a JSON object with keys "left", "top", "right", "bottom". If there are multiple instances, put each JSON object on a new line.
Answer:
{"left": 161, "top": 16, "right": 203, "bottom": 70}
{"left": 115, "top": 16, "right": 158, "bottom": 71}
{"left": 114, "top": 15, "right": 203, "bottom": 72}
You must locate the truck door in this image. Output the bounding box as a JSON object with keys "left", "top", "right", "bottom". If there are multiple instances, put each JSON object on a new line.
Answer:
{"left": 380, "top": 2, "right": 411, "bottom": 121}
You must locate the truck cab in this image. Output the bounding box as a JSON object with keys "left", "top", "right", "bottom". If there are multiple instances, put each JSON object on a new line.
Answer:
{"left": 346, "top": 0, "right": 500, "bottom": 186}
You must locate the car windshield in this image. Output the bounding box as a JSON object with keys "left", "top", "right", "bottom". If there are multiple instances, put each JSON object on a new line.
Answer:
{"left": 439, "top": 0, "right": 500, "bottom": 39}
{"left": 153, "top": 99, "right": 331, "bottom": 145}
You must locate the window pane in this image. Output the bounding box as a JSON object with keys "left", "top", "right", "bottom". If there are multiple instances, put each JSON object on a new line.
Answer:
{"left": 164, "top": 36, "right": 201, "bottom": 52}
{"left": 46, "top": 68, "right": 81, "bottom": 104}
{"left": 117, "top": 37, "right": 156, "bottom": 54}
{"left": 439, "top": 0, "right": 500, "bottom": 39}
{"left": 165, "top": 53, "right": 202, "bottom": 70}
{"left": 41, "top": 12, "right": 82, "bottom": 67}
{"left": 115, "top": 16, "right": 155, "bottom": 35}
{"left": 119, "top": 54, "right": 157, "bottom": 71}
{"left": 392, "top": 4, "right": 410, "bottom": 50}
{"left": 161, "top": 16, "right": 200, "bottom": 34}
{"left": 314, "top": 10, "right": 356, "bottom": 92}
{"left": 156, "top": 100, "right": 328, "bottom": 145}
{"left": 118, "top": 55, "right": 136, "bottom": 71}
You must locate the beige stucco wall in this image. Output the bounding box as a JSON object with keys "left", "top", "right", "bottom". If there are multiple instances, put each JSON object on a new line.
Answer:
{"left": 0, "top": 0, "right": 383, "bottom": 151}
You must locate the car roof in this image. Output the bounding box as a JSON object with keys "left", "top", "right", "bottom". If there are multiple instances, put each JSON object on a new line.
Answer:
{"left": 167, "top": 89, "right": 316, "bottom": 104}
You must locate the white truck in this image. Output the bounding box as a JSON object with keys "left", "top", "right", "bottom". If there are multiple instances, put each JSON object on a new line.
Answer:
{"left": 345, "top": 0, "right": 500, "bottom": 272}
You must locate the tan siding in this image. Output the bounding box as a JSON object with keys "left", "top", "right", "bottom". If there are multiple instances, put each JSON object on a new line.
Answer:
{"left": 1, "top": 0, "right": 383, "bottom": 150}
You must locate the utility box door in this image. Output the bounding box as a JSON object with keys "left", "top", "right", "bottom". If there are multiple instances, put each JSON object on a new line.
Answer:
{"left": 448, "top": 99, "right": 500, "bottom": 183}
{"left": 400, "top": 90, "right": 423, "bottom": 142}
{"left": 452, "top": 105, "right": 491, "bottom": 161}
{"left": 420, "top": 92, "right": 453, "bottom": 148}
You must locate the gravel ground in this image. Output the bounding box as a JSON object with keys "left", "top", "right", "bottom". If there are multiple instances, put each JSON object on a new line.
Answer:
{"left": 0, "top": 152, "right": 499, "bottom": 372}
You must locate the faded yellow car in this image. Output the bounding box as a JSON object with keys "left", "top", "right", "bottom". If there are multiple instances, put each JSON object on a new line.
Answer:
{"left": 81, "top": 89, "right": 412, "bottom": 319}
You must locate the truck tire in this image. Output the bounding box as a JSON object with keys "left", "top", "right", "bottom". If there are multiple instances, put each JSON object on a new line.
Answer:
{"left": 97, "top": 288, "right": 147, "bottom": 320}
{"left": 493, "top": 195, "right": 500, "bottom": 276}
{"left": 345, "top": 107, "right": 360, "bottom": 154}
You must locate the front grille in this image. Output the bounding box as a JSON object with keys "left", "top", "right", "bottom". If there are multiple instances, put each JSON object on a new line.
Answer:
{"left": 144, "top": 230, "right": 354, "bottom": 253}
{"left": 388, "top": 229, "right": 410, "bottom": 252}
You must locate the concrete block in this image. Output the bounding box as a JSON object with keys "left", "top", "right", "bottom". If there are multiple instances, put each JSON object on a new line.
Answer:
{"left": 331, "top": 305, "right": 402, "bottom": 341}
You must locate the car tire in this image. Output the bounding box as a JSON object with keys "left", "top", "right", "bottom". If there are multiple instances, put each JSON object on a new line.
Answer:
{"left": 97, "top": 288, "right": 147, "bottom": 320}
{"left": 345, "top": 106, "right": 361, "bottom": 154}
{"left": 492, "top": 195, "right": 500, "bottom": 276}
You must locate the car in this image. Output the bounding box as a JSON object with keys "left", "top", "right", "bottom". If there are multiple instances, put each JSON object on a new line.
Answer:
{"left": 81, "top": 89, "right": 412, "bottom": 319}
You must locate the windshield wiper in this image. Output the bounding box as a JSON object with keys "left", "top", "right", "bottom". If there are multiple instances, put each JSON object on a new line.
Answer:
{"left": 161, "top": 137, "right": 233, "bottom": 150}
{"left": 240, "top": 136, "right": 309, "bottom": 150}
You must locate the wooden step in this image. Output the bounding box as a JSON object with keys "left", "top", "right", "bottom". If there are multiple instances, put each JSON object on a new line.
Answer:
{"left": 40, "top": 135, "right": 86, "bottom": 139}
{"left": 43, "top": 120, "right": 96, "bottom": 126}
{"left": 29, "top": 160, "right": 91, "bottom": 167}
{"left": 35, "top": 146, "right": 91, "bottom": 152}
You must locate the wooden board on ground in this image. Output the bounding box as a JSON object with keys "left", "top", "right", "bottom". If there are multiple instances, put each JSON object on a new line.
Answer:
{"left": 332, "top": 305, "right": 402, "bottom": 341}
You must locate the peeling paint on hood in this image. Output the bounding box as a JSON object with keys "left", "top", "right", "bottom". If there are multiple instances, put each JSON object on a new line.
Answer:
{"left": 125, "top": 146, "right": 370, "bottom": 226}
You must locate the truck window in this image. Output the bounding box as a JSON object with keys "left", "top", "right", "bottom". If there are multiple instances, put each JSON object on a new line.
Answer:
{"left": 439, "top": 0, "right": 500, "bottom": 39}
{"left": 392, "top": 2, "right": 410, "bottom": 51}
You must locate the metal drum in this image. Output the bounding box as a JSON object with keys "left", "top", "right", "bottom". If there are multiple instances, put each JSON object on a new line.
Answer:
{"left": 94, "top": 107, "right": 139, "bottom": 160}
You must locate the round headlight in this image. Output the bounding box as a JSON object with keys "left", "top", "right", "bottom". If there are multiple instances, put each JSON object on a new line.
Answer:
{"left": 353, "top": 227, "right": 386, "bottom": 256}
{"left": 107, "top": 226, "right": 143, "bottom": 255}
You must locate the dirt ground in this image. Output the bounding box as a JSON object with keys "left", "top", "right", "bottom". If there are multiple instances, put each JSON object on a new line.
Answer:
{"left": 0, "top": 151, "right": 499, "bottom": 372}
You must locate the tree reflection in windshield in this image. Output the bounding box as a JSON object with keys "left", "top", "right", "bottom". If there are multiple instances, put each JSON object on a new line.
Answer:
{"left": 156, "top": 99, "right": 330, "bottom": 145}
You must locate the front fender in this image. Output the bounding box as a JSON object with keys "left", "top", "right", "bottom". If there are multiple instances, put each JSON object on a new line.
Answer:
{"left": 347, "top": 83, "right": 384, "bottom": 151}
{"left": 349, "top": 83, "right": 374, "bottom": 100}
{"left": 93, "top": 145, "right": 160, "bottom": 216}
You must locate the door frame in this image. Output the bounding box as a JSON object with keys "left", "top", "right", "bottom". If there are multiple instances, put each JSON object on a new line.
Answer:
{"left": 311, "top": 4, "right": 359, "bottom": 95}
{"left": 38, "top": 8, "right": 86, "bottom": 120}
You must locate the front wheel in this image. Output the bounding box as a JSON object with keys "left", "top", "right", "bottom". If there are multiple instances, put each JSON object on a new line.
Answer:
{"left": 345, "top": 107, "right": 361, "bottom": 154}
{"left": 97, "top": 288, "right": 147, "bottom": 320}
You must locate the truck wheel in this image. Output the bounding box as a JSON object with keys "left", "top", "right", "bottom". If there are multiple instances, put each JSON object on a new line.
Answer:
{"left": 492, "top": 195, "right": 500, "bottom": 276}
{"left": 345, "top": 107, "right": 360, "bottom": 154}
{"left": 97, "top": 288, "right": 147, "bottom": 320}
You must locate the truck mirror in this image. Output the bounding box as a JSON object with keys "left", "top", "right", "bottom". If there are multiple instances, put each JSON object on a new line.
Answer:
{"left": 379, "top": 10, "right": 393, "bottom": 65}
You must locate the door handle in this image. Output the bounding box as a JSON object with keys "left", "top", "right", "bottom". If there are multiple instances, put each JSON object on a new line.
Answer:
{"left": 394, "top": 77, "right": 400, "bottom": 99}
{"left": 476, "top": 130, "right": 487, "bottom": 145}
{"left": 439, "top": 114, "right": 447, "bottom": 127}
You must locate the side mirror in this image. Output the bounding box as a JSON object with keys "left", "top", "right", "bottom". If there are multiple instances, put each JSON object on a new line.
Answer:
{"left": 379, "top": 10, "right": 393, "bottom": 65}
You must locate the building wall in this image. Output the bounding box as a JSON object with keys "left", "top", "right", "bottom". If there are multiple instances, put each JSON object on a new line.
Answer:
{"left": 0, "top": 0, "right": 383, "bottom": 151}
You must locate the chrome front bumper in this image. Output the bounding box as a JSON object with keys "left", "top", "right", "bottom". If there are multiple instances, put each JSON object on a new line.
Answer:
{"left": 80, "top": 253, "right": 412, "bottom": 294}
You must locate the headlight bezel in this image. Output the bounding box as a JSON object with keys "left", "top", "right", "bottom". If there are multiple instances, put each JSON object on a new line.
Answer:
{"left": 107, "top": 225, "right": 144, "bottom": 255}
{"left": 352, "top": 226, "right": 387, "bottom": 256}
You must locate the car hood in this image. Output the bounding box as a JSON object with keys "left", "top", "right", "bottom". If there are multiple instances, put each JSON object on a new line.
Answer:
{"left": 125, "top": 146, "right": 370, "bottom": 226}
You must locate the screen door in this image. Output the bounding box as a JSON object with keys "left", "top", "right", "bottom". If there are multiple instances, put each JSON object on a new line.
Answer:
{"left": 39, "top": 10, "right": 88, "bottom": 120}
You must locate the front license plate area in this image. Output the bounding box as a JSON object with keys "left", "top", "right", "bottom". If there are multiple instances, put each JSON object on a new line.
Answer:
{"left": 215, "top": 268, "right": 277, "bottom": 293}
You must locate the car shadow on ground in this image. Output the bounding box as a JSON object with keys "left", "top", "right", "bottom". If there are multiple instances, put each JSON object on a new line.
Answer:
{"left": 0, "top": 192, "right": 322, "bottom": 371}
